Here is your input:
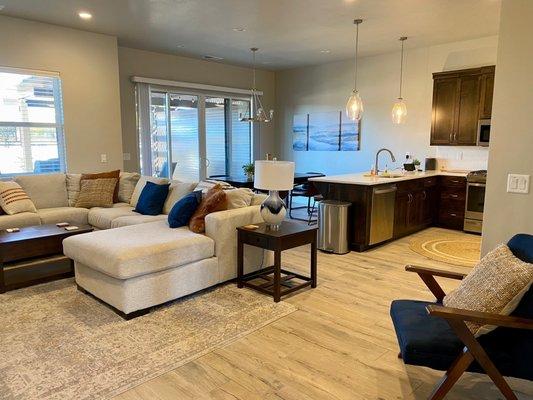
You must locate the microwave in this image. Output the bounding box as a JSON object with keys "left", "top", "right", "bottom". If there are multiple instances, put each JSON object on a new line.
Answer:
{"left": 477, "top": 119, "right": 491, "bottom": 146}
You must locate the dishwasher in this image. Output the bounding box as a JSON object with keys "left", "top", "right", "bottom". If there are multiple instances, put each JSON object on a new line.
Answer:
{"left": 369, "top": 185, "right": 397, "bottom": 245}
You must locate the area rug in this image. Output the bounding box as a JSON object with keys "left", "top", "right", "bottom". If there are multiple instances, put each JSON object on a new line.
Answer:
{"left": 409, "top": 235, "right": 481, "bottom": 267}
{"left": 0, "top": 279, "right": 296, "bottom": 400}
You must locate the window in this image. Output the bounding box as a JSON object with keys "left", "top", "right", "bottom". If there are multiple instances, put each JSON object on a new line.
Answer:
{"left": 137, "top": 84, "right": 252, "bottom": 181}
{"left": 0, "top": 68, "right": 66, "bottom": 176}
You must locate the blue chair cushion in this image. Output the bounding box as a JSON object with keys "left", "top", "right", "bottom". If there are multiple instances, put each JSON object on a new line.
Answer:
{"left": 390, "top": 300, "right": 464, "bottom": 371}
{"left": 134, "top": 181, "right": 170, "bottom": 216}
{"left": 168, "top": 191, "right": 201, "bottom": 228}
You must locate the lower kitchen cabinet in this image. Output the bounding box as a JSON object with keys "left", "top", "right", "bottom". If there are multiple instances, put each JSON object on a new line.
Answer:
{"left": 437, "top": 176, "right": 467, "bottom": 230}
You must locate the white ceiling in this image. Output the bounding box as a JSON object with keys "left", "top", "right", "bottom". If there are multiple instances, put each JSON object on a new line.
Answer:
{"left": 0, "top": 0, "right": 501, "bottom": 70}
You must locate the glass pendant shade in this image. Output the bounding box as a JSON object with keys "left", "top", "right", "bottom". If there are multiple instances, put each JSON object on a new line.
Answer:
{"left": 346, "top": 90, "right": 363, "bottom": 121}
{"left": 392, "top": 98, "right": 407, "bottom": 124}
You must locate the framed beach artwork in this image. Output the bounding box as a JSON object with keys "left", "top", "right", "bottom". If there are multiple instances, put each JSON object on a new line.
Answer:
{"left": 293, "top": 111, "right": 360, "bottom": 151}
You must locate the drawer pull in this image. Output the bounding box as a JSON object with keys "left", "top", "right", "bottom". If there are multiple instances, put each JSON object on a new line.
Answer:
{"left": 450, "top": 194, "right": 458, "bottom": 198}
{"left": 450, "top": 213, "right": 457, "bottom": 217}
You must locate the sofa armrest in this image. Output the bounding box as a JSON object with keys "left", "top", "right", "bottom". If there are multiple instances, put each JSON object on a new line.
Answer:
{"left": 205, "top": 206, "right": 272, "bottom": 282}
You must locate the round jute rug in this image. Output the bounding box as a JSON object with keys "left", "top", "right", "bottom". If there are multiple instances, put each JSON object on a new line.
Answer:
{"left": 409, "top": 236, "right": 481, "bottom": 267}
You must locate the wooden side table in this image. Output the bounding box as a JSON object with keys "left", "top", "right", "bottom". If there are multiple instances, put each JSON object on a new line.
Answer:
{"left": 237, "top": 222, "right": 318, "bottom": 302}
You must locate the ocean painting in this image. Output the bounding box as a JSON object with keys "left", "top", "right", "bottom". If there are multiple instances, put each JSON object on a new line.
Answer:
{"left": 308, "top": 111, "right": 341, "bottom": 151}
{"left": 292, "top": 110, "right": 361, "bottom": 152}
{"left": 340, "top": 117, "right": 360, "bottom": 151}
{"left": 292, "top": 114, "right": 308, "bottom": 151}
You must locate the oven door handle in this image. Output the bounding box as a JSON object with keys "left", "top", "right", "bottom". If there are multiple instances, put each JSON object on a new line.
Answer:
{"left": 467, "top": 183, "right": 486, "bottom": 187}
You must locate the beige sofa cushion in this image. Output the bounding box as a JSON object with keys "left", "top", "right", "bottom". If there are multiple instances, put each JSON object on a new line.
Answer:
{"left": 0, "top": 212, "right": 41, "bottom": 230}
{"left": 15, "top": 173, "right": 68, "bottom": 209}
{"left": 0, "top": 181, "right": 37, "bottom": 215}
{"left": 110, "top": 214, "right": 167, "bottom": 228}
{"left": 226, "top": 188, "right": 254, "bottom": 209}
{"left": 162, "top": 181, "right": 197, "bottom": 214}
{"left": 63, "top": 220, "right": 215, "bottom": 280}
{"left": 130, "top": 176, "right": 169, "bottom": 208}
{"left": 37, "top": 207, "right": 89, "bottom": 226}
{"left": 88, "top": 204, "right": 136, "bottom": 230}
{"left": 118, "top": 172, "right": 141, "bottom": 203}
{"left": 444, "top": 244, "right": 533, "bottom": 336}
{"left": 66, "top": 174, "right": 81, "bottom": 206}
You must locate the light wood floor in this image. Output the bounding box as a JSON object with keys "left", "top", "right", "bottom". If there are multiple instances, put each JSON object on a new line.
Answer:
{"left": 116, "top": 228, "right": 533, "bottom": 400}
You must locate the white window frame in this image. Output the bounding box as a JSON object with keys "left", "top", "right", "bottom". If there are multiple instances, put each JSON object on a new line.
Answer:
{"left": 0, "top": 66, "right": 66, "bottom": 177}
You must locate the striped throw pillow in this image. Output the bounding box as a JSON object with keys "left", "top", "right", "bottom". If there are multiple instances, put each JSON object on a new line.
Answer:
{"left": 0, "top": 181, "right": 37, "bottom": 215}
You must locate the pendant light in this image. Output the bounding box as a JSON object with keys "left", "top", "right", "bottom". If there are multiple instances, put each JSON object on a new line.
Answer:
{"left": 346, "top": 19, "right": 364, "bottom": 121}
{"left": 239, "top": 47, "right": 274, "bottom": 123}
{"left": 392, "top": 36, "right": 408, "bottom": 124}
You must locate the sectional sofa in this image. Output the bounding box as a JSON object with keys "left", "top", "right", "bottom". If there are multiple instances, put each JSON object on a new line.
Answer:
{"left": 0, "top": 173, "right": 270, "bottom": 318}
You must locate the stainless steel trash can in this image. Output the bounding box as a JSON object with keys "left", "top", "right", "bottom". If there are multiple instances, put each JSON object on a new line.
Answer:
{"left": 317, "top": 200, "right": 351, "bottom": 254}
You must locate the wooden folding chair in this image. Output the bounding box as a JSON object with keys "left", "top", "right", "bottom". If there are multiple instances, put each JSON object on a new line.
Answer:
{"left": 390, "top": 234, "right": 533, "bottom": 400}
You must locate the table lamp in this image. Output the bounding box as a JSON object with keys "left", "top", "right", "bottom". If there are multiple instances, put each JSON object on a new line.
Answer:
{"left": 254, "top": 160, "right": 295, "bottom": 230}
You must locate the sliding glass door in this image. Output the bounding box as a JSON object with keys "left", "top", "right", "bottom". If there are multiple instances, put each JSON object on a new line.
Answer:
{"left": 143, "top": 88, "right": 251, "bottom": 181}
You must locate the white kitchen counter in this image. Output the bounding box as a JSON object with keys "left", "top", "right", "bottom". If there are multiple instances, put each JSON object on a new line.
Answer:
{"left": 309, "top": 170, "right": 468, "bottom": 186}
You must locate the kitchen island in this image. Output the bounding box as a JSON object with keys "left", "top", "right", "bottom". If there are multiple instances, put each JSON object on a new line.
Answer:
{"left": 310, "top": 171, "right": 468, "bottom": 252}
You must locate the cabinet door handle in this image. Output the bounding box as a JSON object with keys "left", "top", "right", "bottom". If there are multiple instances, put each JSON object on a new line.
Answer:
{"left": 449, "top": 132, "right": 453, "bottom": 142}
{"left": 422, "top": 190, "right": 427, "bottom": 200}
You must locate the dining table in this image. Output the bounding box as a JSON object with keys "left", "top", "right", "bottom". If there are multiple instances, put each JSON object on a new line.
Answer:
{"left": 210, "top": 172, "right": 325, "bottom": 189}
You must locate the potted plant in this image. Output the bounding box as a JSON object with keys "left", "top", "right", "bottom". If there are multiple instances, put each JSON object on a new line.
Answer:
{"left": 413, "top": 159, "right": 421, "bottom": 171}
{"left": 242, "top": 162, "right": 254, "bottom": 180}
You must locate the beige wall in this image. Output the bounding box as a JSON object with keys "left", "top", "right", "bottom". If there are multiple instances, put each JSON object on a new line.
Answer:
{"left": 0, "top": 16, "right": 123, "bottom": 173}
{"left": 275, "top": 36, "right": 497, "bottom": 175}
{"left": 118, "top": 47, "right": 276, "bottom": 172}
{"left": 482, "top": 0, "right": 533, "bottom": 253}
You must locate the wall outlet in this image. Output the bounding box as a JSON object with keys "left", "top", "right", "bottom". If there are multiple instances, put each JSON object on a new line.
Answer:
{"left": 123, "top": 152, "right": 131, "bottom": 161}
{"left": 100, "top": 154, "right": 107, "bottom": 163}
{"left": 507, "top": 174, "right": 530, "bottom": 194}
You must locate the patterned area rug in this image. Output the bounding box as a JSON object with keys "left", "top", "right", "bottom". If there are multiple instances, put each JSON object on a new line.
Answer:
{"left": 0, "top": 279, "right": 296, "bottom": 400}
{"left": 409, "top": 235, "right": 481, "bottom": 267}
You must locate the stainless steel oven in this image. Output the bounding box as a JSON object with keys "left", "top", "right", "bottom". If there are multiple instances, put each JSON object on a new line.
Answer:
{"left": 477, "top": 119, "right": 491, "bottom": 146}
{"left": 464, "top": 170, "right": 487, "bottom": 233}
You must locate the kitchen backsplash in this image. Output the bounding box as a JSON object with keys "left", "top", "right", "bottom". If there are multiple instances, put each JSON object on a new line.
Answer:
{"left": 434, "top": 146, "right": 489, "bottom": 171}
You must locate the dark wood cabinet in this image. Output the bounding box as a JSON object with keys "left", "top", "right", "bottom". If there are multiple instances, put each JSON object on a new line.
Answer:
{"left": 430, "top": 66, "right": 495, "bottom": 146}
{"left": 437, "top": 176, "right": 467, "bottom": 230}
{"left": 393, "top": 177, "right": 437, "bottom": 238}
{"left": 479, "top": 67, "right": 495, "bottom": 119}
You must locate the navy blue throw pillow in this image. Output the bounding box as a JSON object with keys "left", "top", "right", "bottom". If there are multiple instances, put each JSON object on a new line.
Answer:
{"left": 168, "top": 191, "right": 202, "bottom": 228}
{"left": 134, "top": 181, "right": 170, "bottom": 216}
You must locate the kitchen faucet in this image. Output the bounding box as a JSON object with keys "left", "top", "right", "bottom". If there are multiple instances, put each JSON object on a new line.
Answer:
{"left": 374, "top": 148, "right": 396, "bottom": 174}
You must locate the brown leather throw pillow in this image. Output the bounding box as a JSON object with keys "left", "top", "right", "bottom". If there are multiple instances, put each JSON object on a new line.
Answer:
{"left": 189, "top": 185, "right": 228, "bottom": 233}
{"left": 81, "top": 170, "right": 120, "bottom": 203}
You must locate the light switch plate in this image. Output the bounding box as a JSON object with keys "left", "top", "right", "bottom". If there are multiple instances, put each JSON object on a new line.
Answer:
{"left": 123, "top": 152, "right": 131, "bottom": 161}
{"left": 507, "top": 174, "right": 530, "bottom": 194}
{"left": 100, "top": 154, "right": 107, "bottom": 163}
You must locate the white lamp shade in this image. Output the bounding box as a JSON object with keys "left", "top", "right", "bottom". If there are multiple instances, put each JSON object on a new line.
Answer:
{"left": 254, "top": 160, "right": 295, "bottom": 191}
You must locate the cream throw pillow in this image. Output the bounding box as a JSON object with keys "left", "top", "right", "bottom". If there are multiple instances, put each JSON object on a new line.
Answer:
{"left": 75, "top": 178, "right": 118, "bottom": 209}
{"left": 226, "top": 188, "right": 254, "bottom": 209}
{"left": 118, "top": 172, "right": 141, "bottom": 203}
{"left": 163, "top": 181, "right": 197, "bottom": 214}
{"left": 443, "top": 244, "right": 533, "bottom": 336}
{"left": 0, "top": 181, "right": 37, "bottom": 215}
{"left": 66, "top": 173, "right": 82, "bottom": 206}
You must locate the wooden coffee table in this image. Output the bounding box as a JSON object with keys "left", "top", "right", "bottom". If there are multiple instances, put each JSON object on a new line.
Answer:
{"left": 0, "top": 224, "right": 93, "bottom": 293}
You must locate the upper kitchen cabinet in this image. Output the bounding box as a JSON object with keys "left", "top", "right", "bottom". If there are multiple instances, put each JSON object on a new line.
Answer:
{"left": 430, "top": 66, "right": 495, "bottom": 146}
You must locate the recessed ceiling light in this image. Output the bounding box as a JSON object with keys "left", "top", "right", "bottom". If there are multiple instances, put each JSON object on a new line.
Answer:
{"left": 176, "top": 44, "right": 185, "bottom": 48}
{"left": 232, "top": 27, "right": 246, "bottom": 32}
{"left": 320, "top": 49, "right": 331, "bottom": 54}
{"left": 203, "top": 55, "right": 224, "bottom": 61}
{"left": 78, "top": 11, "right": 92, "bottom": 20}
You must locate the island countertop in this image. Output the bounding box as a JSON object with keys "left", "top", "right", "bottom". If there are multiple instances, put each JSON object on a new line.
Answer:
{"left": 308, "top": 170, "right": 468, "bottom": 186}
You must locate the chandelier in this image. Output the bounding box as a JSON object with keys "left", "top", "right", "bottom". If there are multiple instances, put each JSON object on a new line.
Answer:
{"left": 240, "top": 47, "right": 274, "bottom": 123}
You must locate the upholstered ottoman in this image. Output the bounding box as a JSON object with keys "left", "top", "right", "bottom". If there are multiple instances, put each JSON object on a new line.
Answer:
{"left": 63, "top": 220, "right": 218, "bottom": 319}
